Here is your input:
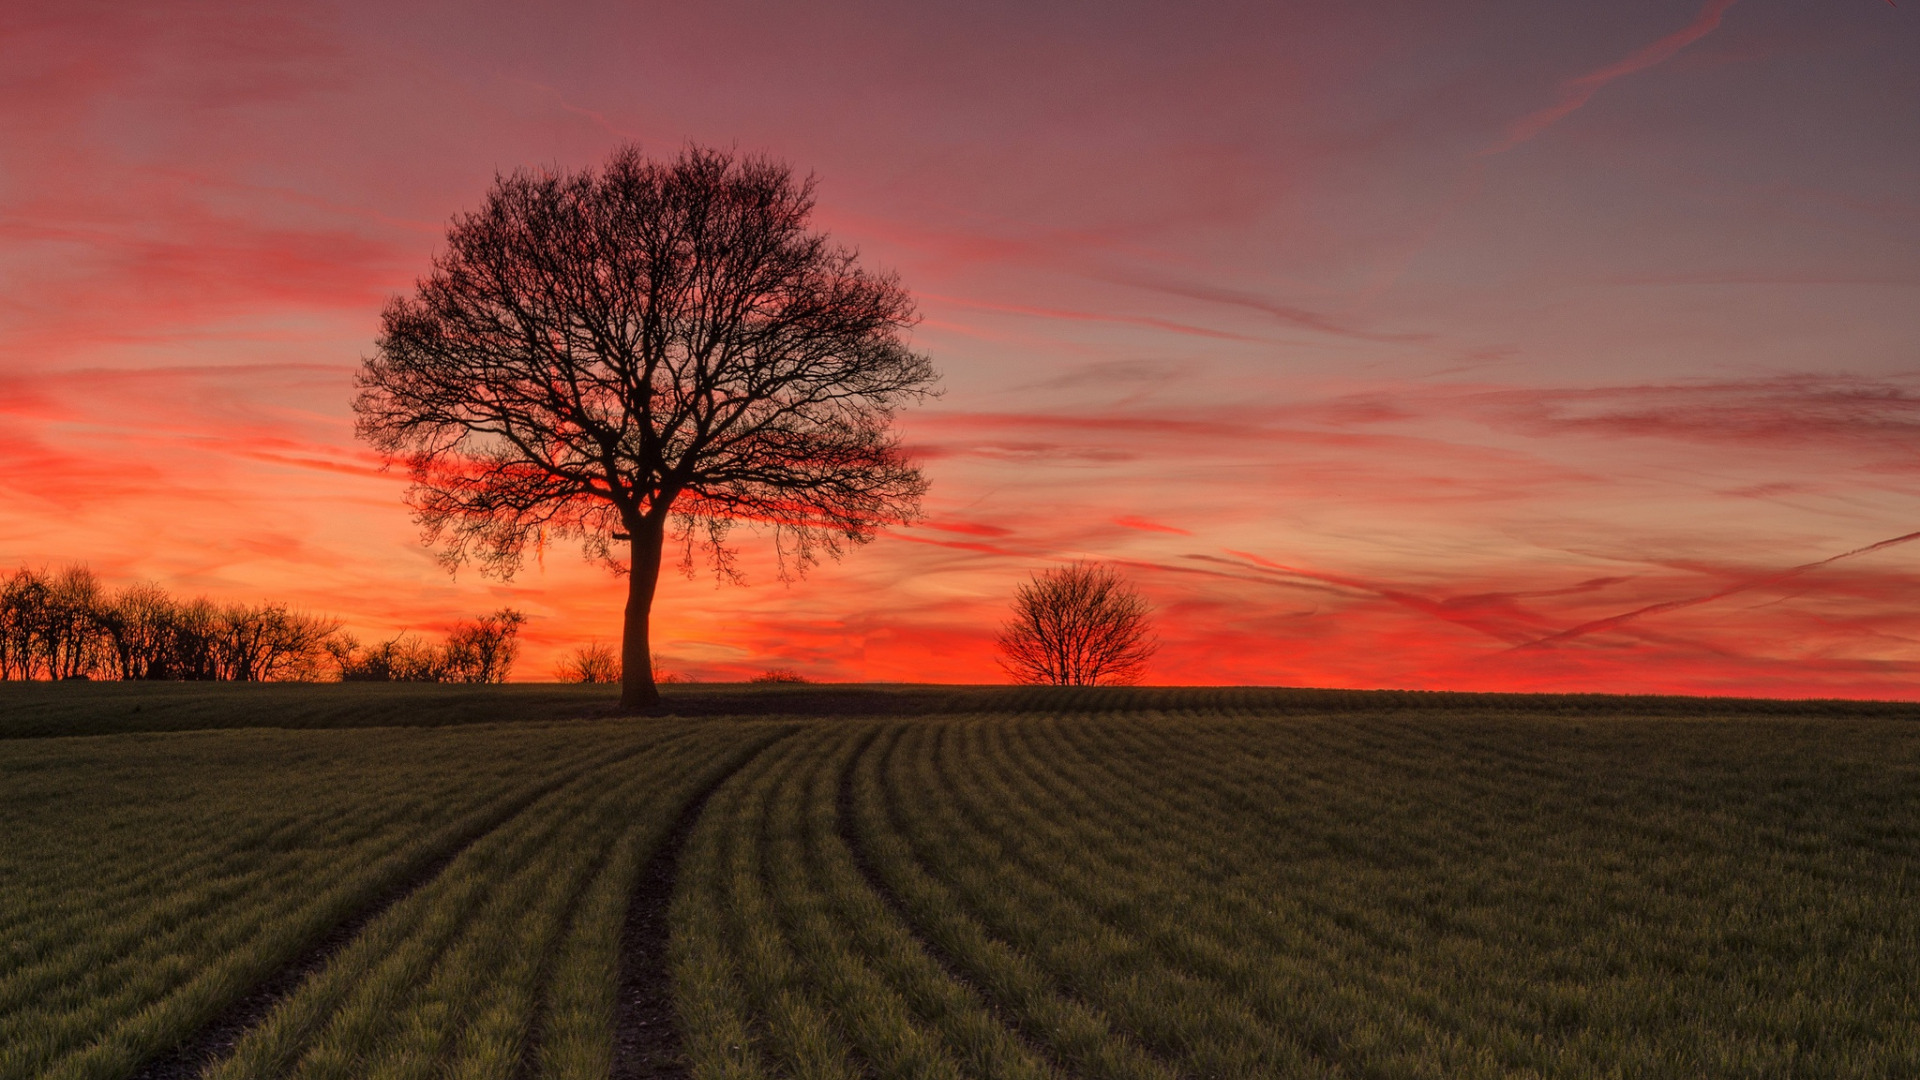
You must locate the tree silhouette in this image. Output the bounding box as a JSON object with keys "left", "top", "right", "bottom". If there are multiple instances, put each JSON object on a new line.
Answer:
{"left": 354, "top": 146, "right": 936, "bottom": 709}
{"left": 996, "top": 562, "right": 1158, "bottom": 686}
{"left": 554, "top": 642, "right": 620, "bottom": 684}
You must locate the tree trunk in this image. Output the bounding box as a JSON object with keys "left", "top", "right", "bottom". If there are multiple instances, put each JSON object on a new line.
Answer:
{"left": 620, "top": 514, "right": 667, "bottom": 711}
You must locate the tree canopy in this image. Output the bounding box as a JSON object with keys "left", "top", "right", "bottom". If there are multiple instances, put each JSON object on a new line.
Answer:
{"left": 355, "top": 145, "right": 936, "bottom": 708}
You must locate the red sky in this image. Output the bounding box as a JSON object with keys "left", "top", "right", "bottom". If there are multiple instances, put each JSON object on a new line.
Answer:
{"left": 4, "top": 0, "right": 1919, "bottom": 694}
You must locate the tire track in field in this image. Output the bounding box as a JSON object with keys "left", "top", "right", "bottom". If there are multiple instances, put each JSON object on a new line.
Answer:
{"left": 130, "top": 742, "right": 660, "bottom": 1080}
{"left": 612, "top": 727, "right": 801, "bottom": 1080}
{"left": 832, "top": 725, "right": 1083, "bottom": 1080}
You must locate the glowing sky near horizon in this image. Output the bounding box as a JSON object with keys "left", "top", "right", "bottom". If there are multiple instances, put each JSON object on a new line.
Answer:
{"left": 4, "top": 0, "right": 1920, "bottom": 694}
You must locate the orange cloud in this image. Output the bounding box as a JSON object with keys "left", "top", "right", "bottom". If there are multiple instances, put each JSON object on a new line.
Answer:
{"left": 1114, "top": 515, "right": 1190, "bottom": 536}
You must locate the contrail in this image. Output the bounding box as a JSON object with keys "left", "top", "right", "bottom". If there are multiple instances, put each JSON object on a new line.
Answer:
{"left": 1485, "top": 0, "right": 1741, "bottom": 155}
{"left": 1200, "top": 551, "right": 1570, "bottom": 645}
{"left": 1510, "top": 528, "right": 1920, "bottom": 650}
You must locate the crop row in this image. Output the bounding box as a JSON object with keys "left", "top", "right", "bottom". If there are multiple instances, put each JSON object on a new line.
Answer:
{"left": 674, "top": 723, "right": 1074, "bottom": 1080}
{"left": 200, "top": 724, "right": 790, "bottom": 1080}
{"left": 8, "top": 706, "right": 1918, "bottom": 1079}
{"left": 864, "top": 713, "right": 1920, "bottom": 1078}
{"left": 4, "top": 724, "right": 611, "bottom": 1079}
{"left": 681, "top": 711, "right": 1920, "bottom": 1079}
{"left": 2, "top": 719, "right": 793, "bottom": 1080}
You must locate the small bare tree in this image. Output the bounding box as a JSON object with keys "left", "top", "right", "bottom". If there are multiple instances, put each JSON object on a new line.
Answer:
{"left": 103, "top": 582, "right": 178, "bottom": 680}
{"left": 996, "top": 562, "right": 1158, "bottom": 686}
{"left": 214, "top": 604, "right": 342, "bottom": 682}
{"left": 553, "top": 644, "right": 681, "bottom": 685}
{"left": 354, "top": 145, "right": 935, "bottom": 710}
{"left": 0, "top": 567, "right": 51, "bottom": 680}
{"left": 442, "top": 608, "right": 527, "bottom": 683}
{"left": 555, "top": 641, "right": 621, "bottom": 684}
{"left": 335, "top": 634, "right": 449, "bottom": 682}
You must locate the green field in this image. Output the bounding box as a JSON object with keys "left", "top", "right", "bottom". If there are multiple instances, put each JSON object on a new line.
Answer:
{"left": 4, "top": 685, "right": 1918, "bottom": 1079}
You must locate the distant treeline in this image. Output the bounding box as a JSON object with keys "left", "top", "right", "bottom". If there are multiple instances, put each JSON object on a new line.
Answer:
{"left": 0, "top": 565, "right": 525, "bottom": 683}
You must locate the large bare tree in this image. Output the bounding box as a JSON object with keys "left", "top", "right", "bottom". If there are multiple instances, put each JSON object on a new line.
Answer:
{"left": 997, "top": 562, "right": 1158, "bottom": 686}
{"left": 354, "top": 146, "right": 936, "bottom": 709}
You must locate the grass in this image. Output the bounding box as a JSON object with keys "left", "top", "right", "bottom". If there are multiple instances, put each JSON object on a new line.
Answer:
{"left": 0, "top": 711, "right": 790, "bottom": 1080}
{"left": 678, "top": 702, "right": 1920, "bottom": 1078}
{"left": 5, "top": 723, "right": 597, "bottom": 1079}
{"left": 200, "top": 725, "right": 791, "bottom": 1080}
{"left": 674, "top": 724, "right": 1062, "bottom": 1080}
{"left": 3, "top": 683, "right": 1918, "bottom": 1078}
{"left": 857, "top": 711, "right": 1920, "bottom": 1077}
{"left": 0, "top": 682, "right": 622, "bottom": 739}
{"left": 9, "top": 680, "right": 1914, "bottom": 739}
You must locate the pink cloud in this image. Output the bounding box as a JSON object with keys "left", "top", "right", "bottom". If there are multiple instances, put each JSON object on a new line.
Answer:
{"left": 1114, "top": 515, "right": 1191, "bottom": 536}
{"left": 919, "top": 519, "right": 1016, "bottom": 538}
{"left": 1461, "top": 375, "right": 1920, "bottom": 455}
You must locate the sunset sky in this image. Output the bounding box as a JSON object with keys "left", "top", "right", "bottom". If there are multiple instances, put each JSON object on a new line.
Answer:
{"left": 4, "top": 0, "right": 1919, "bottom": 694}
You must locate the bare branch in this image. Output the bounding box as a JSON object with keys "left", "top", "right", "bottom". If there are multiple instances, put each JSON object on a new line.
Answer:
{"left": 352, "top": 145, "right": 937, "bottom": 708}
{"left": 997, "top": 562, "right": 1159, "bottom": 686}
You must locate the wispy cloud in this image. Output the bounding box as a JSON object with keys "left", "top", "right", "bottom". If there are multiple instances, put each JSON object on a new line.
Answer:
{"left": 923, "top": 293, "right": 1260, "bottom": 343}
{"left": 1114, "top": 515, "right": 1191, "bottom": 536}
{"left": 1463, "top": 375, "right": 1920, "bottom": 452}
{"left": 1484, "top": 0, "right": 1743, "bottom": 155}
{"left": 1099, "top": 271, "right": 1431, "bottom": 344}
{"left": 1510, "top": 529, "right": 1920, "bottom": 650}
